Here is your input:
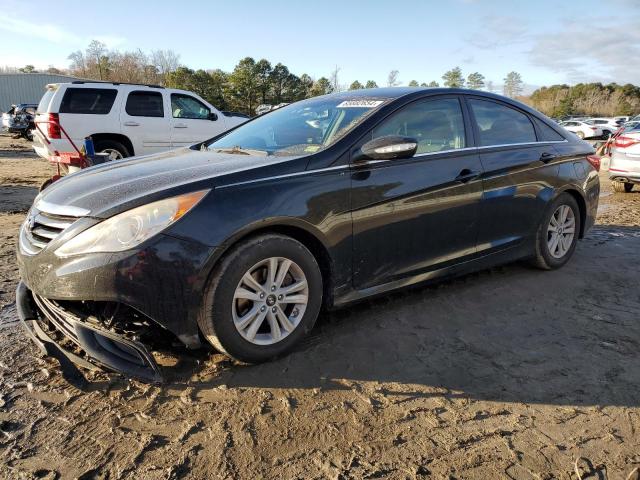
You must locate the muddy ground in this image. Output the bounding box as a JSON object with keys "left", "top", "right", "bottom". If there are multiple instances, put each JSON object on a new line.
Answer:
{"left": 0, "top": 133, "right": 639, "bottom": 480}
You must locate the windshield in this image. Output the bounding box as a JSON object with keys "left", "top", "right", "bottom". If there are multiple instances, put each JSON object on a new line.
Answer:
{"left": 206, "top": 96, "right": 387, "bottom": 156}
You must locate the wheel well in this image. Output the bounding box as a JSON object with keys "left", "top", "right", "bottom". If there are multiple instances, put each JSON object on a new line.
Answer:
{"left": 563, "top": 189, "right": 587, "bottom": 238}
{"left": 90, "top": 133, "right": 134, "bottom": 157}
{"left": 218, "top": 225, "right": 334, "bottom": 308}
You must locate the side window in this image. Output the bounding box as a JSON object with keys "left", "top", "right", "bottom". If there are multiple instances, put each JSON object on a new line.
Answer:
{"left": 468, "top": 99, "right": 536, "bottom": 146}
{"left": 59, "top": 88, "right": 118, "bottom": 114}
{"left": 533, "top": 118, "right": 566, "bottom": 141}
{"left": 125, "top": 91, "right": 164, "bottom": 117}
{"left": 372, "top": 98, "right": 466, "bottom": 154}
{"left": 171, "top": 94, "right": 210, "bottom": 120}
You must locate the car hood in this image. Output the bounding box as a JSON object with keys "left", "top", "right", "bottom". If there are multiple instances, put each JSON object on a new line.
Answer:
{"left": 35, "top": 147, "right": 301, "bottom": 218}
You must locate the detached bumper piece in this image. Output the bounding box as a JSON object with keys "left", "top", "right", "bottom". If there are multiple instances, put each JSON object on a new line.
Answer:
{"left": 16, "top": 282, "right": 162, "bottom": 383}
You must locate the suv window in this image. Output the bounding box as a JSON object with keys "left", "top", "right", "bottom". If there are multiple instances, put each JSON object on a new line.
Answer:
{"left": 37, "top": 88, "right": 56, "bottom": 113}
{"left": 171, "top": 94, "right": 210, "bottom": 120}
{"left": 469, "top": 99, "right": 536, "bottom": 146}
{"left": 59, "top": 88, "right": 118, "bottom": 115}
{"left": 372, "top": 97, "right": 466, "bottom": 154}
{"left": 126, "top": 91, "right": 164, "bottom": 117}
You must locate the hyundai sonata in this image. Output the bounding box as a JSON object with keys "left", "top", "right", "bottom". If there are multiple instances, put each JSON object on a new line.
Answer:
{"left": 16, "top": 88, "right": 600, "bottom": 382}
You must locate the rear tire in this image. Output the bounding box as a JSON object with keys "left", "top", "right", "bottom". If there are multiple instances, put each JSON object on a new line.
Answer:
{"left": 611, "top": 181, "right": 634, "bottom": 193}
{"left": 93, "top": 139, "right": 130, "bottom": 160}
{"left": 531, "top": 193, "right": 581, "bottom": 270}
{"left": 198, "top": 234, "right": 323, "bottom": 364}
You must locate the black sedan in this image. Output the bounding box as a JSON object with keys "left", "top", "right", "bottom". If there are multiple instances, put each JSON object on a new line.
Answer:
{"left": 16, "top": 88, "right": 600, "bottom": 382}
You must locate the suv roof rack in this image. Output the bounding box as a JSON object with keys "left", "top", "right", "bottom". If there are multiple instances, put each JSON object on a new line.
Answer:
{"left": 70, "top": 81, "right": 165, "bottom": 89}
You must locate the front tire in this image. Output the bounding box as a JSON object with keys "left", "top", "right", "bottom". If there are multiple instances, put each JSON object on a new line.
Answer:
{"left": 576, "top": 131, "right": 585, "bottom": 139}
{"left": 198, "top": 234, "right": 323, "bottom": 363}
{"left": 531, "top": 193, "right": 581, "bottom": 270}
{"left": 611, "top": 181, "right": 634, "bottom": 193}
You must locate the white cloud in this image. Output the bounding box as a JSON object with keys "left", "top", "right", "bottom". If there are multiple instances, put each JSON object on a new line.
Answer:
{"left": 528, "top": 15, "right": 640, "bottom": 84}
{"left": 465, "top": 15, "right": 530, "bottom": 50}
{"left": 0, "top": 14, "right": 81, "bottom": 44}
{"left": 0, "top": 13, "right": 128, "bottom": 52}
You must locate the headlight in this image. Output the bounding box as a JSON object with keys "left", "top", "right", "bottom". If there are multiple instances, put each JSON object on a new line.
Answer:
{"left": 55, "top": 190, "right": 209, "bottom": 257}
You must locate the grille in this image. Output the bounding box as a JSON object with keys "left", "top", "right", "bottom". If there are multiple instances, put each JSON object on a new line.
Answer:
{"left": 20, "top": 209, "right": 78, "bottom": 255}
{"left": 32, "top": 293, "right": 80, "bottom": 344}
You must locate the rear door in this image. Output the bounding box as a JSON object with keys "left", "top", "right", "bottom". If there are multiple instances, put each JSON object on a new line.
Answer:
{"left": 120, "top": 89, "right": 171, "bottom": 155}
{"left": 467, "top": 97, "right": 562, "bottom": 254}
{"left": 351, "top": 96, "right": 484, "bottom": 289}
{"left": 169, "top": 93, "right": 226, "bottom": 147}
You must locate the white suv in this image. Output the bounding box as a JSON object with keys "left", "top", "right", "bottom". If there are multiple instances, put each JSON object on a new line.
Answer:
{"left": 33, "top": 82, "right": 247, "bottom": 160}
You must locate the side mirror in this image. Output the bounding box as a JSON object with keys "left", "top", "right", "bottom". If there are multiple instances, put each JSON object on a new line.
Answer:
{"left": 209, "top": 111, "right": 218, "bottom": 121}
{"left": 355, "top": 135, "right": 418, "bottom": 161}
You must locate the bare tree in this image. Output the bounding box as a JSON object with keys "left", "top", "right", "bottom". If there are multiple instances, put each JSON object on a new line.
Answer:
{"left": 86, "top": 40, "right": 108, "bottom": 80}
{"left": 387, "top": 70, "right": 400, "bottom": 87}
{"left": 329, "top": 65, "right": 341, "bottom": 92}
{"left": 151, "top": 49, "right": 180, "bottom": 84}
{"left": 68, "top": 50, "right": 87, "bottom": 77}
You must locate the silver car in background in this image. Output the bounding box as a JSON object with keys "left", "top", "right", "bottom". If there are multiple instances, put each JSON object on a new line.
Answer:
{"left": 609, "top": 123, "right": 640, "bottom": 193}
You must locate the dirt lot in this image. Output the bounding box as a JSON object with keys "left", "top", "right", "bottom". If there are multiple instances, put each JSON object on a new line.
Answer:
{"left": 0, "top": 133, "right": 639, "bottom": 480}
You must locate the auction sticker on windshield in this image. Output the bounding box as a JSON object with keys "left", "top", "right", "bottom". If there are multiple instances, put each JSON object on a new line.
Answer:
{"left": 337, "top": 100, "right": 384, "bottom": 108}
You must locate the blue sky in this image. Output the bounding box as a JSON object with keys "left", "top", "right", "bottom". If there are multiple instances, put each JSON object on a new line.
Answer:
{"left": 2, "top": 0, "right": 639, "bottom": 90}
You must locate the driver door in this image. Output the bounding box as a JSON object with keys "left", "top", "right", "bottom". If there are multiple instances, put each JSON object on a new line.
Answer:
{"left": 350, "top": 96, "right": 484, "bottom": 289}
{"left": 170, "top": 93, "right": 224, "bottom": 147}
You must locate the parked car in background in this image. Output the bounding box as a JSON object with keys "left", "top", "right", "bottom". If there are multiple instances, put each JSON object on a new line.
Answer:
{"left": 613, "top": 116, "right": 631, "bottom": 124}
{"left": 2, "top": 103, "right": 37, "bottom": 140}
{"left": 559, "top": 120, "right": 602, "bottom": 139}
{"left": 626, "top": 114, "right": 640, "bottom": 125}
{"left": 16, "top": 87, "right": 600, "bottom": 381}
{"left": 609, "top": 122, "right": 640, "bottom": 193}
{"left": 32, "top": 82, "right": 247, "bottom": 160}
{"left": 585, "top": 118, "right": 620, "bottom": 137}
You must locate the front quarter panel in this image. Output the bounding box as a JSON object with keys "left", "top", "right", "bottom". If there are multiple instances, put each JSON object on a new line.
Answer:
{"left": 166, "top": 165, "right": 353, "bottom": 297}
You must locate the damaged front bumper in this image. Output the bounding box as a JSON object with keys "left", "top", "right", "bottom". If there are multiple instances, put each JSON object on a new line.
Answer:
{"left": 16, "top": 281, "right": 163, "bottom": 383}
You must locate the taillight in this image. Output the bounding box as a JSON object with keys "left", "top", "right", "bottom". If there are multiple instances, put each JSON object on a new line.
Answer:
{"left": 586, "top": 154, "right": 601, "bottom": 172}
{"left": 590, "top": 127, "right": 597, "bottom": 131}
{"left": 614, "top": 135, "right": 640, "bottom": 149}
{"left": 47, "top": 113, "right": 60, "bottom": 139}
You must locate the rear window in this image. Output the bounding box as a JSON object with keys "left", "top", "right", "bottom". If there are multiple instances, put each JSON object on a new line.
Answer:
{"left": 37, "top": 88, "right": 56, "bottom": 113}
{"left": 59, "top": 88, "right": 118, "bottom": 115}
{"left": 469, "top": 99, "right": 536, "bottom": 146}
{"left": 534, "top": 118, "right": 566, "bottom": 141}
{"left": 125, "top": 91, "right": 164, "bottom": 117}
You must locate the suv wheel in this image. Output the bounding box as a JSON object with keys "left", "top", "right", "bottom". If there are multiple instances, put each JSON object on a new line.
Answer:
{"left": 531, "top": 193, "right": 581, "bottom": 270}
{"left": 94, "top": 139, "right": 130, "bottom": 160}
{"left": 198, "top": 234, "right": 323, "bottom": 363}
{"left": 611, "top": 181, "right": 634, "bottom": 193}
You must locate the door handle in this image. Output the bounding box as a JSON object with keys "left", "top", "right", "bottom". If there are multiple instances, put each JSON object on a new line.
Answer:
{"left": 174, "top": 123, "right": 188, "bottom": 129}
{"left": 455, "top": 169, "right": 480, "bottom": 183}
{"left": 539, "top": 152, "right": 557, "bottom": 163}
{"left": 123, "top": 121, "right": 140, "bottom": 126}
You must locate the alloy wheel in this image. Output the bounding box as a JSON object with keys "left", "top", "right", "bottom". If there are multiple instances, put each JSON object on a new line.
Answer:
{"left": 232, "top": 257, "right": 309, "bottom": 345}
{"left": 547, "top": 205, "right": 576, "bottom": 259}
{"left": 101, "top": 148, "right": 123, "bottom": 160}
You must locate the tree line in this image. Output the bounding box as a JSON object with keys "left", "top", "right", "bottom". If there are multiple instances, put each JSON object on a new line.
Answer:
{"left": 15, "top": 40, "right": 637, "bottom": 118}
{"left": 526, "top": 83, "right": 640, "bottom": 117}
